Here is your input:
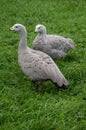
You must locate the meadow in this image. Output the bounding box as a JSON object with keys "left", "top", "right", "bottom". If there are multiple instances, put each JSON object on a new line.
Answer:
{"left": 0, "top": 0, "right": 86, "bottom": 130}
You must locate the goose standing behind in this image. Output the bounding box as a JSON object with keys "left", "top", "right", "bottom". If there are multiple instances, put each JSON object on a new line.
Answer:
{"left": 32, "top": 24, "right": 75, "bottom": 59}
{"left": 10, "top": 23, "right": 68, "bottom": 91}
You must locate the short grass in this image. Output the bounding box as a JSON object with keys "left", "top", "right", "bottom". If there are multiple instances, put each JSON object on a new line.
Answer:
{"left": 0, "top": 0, "right": 86, "bottom": 130}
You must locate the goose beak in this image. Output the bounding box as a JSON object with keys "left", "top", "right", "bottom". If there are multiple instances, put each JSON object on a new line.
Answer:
{"left": 34, "top": 28, "right": 37, "bottom": 33}
{"left": 10, "top": 26, "right": 14, "bottom": 31}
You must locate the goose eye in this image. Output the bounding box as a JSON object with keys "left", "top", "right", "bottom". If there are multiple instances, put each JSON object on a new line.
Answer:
{"left": 15, "top": 26, "right": 18, "bottom": 28}
{"left": 38, "top": 27, "right": 41, "bottom": 29}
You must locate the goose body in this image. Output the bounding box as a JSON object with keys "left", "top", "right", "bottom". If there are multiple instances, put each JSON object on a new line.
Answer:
{"left": 32, "top": 24, "right": 75, "bottom": 59}
{"left": 10, "top": 24, "right": 68, "bottom": 90}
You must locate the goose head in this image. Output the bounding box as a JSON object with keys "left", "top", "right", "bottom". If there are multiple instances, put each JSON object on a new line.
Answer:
{"left": 10, "top": 23, "right": 26, "bottom": 33}
{"left": 35, "top": 24, "right": 46, "bottom": 34}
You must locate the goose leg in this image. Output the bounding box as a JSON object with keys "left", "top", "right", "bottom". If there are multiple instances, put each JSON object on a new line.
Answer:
{"left": 39, "top": 81, "right": 44, "bottom": 91}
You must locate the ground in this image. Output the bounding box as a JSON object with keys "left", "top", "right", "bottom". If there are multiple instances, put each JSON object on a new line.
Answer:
{"left": 0, "top": 0, "right": 86, "bottom": 130}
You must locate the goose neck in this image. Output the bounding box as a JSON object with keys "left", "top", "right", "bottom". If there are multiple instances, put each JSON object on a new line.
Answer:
{"left": 19, "top": 29, "right": 27, "bottom": 49}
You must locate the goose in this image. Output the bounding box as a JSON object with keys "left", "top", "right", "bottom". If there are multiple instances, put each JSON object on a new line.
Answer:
{"left": 10, "top": 23, "right": 68, "bottom": 91}
{"left": 32, "top": 24, "right": 75, "bottom": 59}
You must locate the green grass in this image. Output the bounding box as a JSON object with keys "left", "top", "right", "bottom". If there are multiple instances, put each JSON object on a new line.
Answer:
{"left": 0, "top": 0, "right": 86, "bottom": 130}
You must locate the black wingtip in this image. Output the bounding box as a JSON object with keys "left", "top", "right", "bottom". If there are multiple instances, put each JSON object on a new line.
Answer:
{"left": 54, "top": 83, "right": 67, "bottom": 89}
{"left": 60, "top": 84, "right": 67, "bottom": 89}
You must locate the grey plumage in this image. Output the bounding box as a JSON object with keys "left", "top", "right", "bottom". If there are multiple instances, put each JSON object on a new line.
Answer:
{"left": 10, "top": 23, "right": 68, "bottom": 90}
{"left": 32, "top": 24, "right": 75, "bottom": 59}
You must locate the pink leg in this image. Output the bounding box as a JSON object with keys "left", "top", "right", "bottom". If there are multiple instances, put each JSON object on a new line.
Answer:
{"left": 38, "top": 81, "right": 44, "bottom": 91}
